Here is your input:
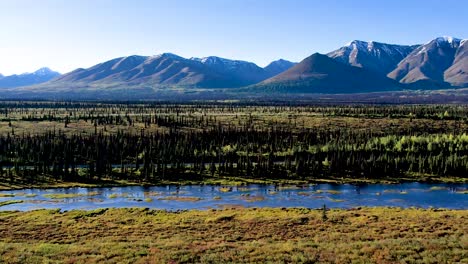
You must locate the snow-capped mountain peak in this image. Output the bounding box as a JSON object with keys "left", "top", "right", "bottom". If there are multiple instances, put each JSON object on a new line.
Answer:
{"left": 151, "top": 53, "right": 183, "bottom": 60}
{"left": 435, "top": 36, "right": 461, "bottom": 44}
{"left": 424, "top": 36, "right": 463, "bottom": 49}
{"left": 0, "top": 67, "right": 60, "bottom": 88}
{"left": 388, "top": 36, "right": 466, "bottom": 86}
{"left": 34, "top": 67, "right": 55, "bottom": 76}
{"left": 328, "top": 40, "right": 419, "bottom": 75}
{"left": 191, "top": 56, "right": 252, "bottom": 67}
{"left": 344, "top": 40, "right": 369, "bottom": 51}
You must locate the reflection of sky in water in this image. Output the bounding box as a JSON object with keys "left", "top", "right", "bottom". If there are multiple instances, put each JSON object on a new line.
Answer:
{"left": 0, "top": 182, "right": 466, "bottom": 211}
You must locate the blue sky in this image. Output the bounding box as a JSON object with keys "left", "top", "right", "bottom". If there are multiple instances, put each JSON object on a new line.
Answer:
{"left": 0, "top": 0, "right": 466, "bottom": 75}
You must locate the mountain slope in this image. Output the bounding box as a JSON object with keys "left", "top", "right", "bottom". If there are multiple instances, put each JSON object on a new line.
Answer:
{"left": 387, "top": 37, "right": 464, "bottom": 87}
{"left": 0, "top": 68, "right": 60, "bottom": 88}
{"left": 444, "top": 39, "right": 468, "bottom": 86}
{"left": 55, "top": 55, "right": 148, "bottom": 83}
{"left": 327, "top": 40, "right": 418, "bottom": 75}
{"left": 263, "top": 59, "right": 297, "bottom": 77}
{"left": 250, "top": 53, "right": 403, "bottom": 93}
{"left": 190, "top": 56, "right": 270, "bottom": 86}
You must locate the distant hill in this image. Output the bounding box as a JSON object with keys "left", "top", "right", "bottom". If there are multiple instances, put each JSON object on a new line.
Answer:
{"left": 0, "top": 68, "right": 60, "bottom": 88}
{"left": 263, "top": 59, "right": 297, "bottom": 77}
{"left": 249, "top": 53, "right": 403, "bottom": 93}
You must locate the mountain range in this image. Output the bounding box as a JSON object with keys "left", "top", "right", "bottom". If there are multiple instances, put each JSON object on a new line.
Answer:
{"left": 0, "top": 68, "right": 60, "bottom": 88}
{"left": 2, "top": 36, "right": 467, "bottom": 97}
{"left": 48, "top": 54, "right": 295, "bottom": 90}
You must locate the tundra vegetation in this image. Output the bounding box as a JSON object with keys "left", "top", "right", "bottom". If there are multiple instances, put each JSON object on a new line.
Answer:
{"left": 0, "top": 207, "right": 466, "bottom": 263}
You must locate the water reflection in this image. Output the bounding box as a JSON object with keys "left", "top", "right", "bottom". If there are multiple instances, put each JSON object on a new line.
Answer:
{"left": 0, "top": 182, "right": 466, "bottom": 211}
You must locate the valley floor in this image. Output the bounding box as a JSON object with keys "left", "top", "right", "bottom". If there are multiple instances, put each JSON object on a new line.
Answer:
{"left": 0, "top": 207, "right": 466, "bottom": 263}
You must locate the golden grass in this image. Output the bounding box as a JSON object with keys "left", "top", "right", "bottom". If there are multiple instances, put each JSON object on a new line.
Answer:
{"left": 0, "top": 207, "right": 466, "bottom": 263}
{"left": 430, "top": 186, "right": 448, "bottom": 191}
{"left": 219, "top": 187, "right": 232, "bottom": 193}
{"left": 0, "top": 200, "right": 23, "bottom": 207}
{"left": 108, "top": 194, "right": 118, "bottom": 198}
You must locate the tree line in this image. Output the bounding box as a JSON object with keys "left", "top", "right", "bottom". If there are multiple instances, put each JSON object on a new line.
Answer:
{"left": 1, "top": 124, "right": 467, "bottom": 184}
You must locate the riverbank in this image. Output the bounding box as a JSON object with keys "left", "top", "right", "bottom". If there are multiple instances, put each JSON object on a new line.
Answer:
{"left": 0, "top": 207, "right": 466, "bottom": 263}
{"left": 1, "top": 173, "right": 466, "bottom": 191}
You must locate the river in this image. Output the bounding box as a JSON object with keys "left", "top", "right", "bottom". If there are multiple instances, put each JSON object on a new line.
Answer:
{"left": 0, "top": 182, "right": 466, "bottom": 211}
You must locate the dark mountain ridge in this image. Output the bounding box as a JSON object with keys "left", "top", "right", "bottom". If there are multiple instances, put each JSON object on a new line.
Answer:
{"left": 251, "top": 53, "right": 403, "bottom": 93}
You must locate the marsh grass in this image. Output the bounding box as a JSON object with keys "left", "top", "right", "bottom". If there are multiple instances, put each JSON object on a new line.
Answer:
{"left": 42, "top": 191, "right": 100, "bottom": 199}
{"left": 239, "top": 194, "right": 265, "bottom": 202}
{"left": 143, "top": 191, "right": 162, "bottom": 197}
{"left": 316, "top": 190, "right": 342, "bottom": 195}
{"left": 108, "top": 193, "right": 133, "bottom": 199}
{"left": 383, "top": 190, "right": 408, "bottom": 195}
{"left": 328, "top": 198, "right": 345, "bottom": 202}
{"left": 0, "top": 200, "right": 23, "bottom": 207}
{"left": 158, "top": 196, "right": 202, "bottom": 202}
{"left": 277, "top": 185, "right": 303, "bottom": 190}
{"left": 430, "top": 186, "right": 448, "bottom": 191}
{"left": 0, "top": 208, "right": 465, "bottom": 263}
{"left": 219, "top": 187, "right": 232, "bottom": 193}
{"left": 86, "top": 198, "right": 104, "bottom": 203}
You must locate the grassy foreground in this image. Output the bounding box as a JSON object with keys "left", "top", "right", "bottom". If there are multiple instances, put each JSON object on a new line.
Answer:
{"left": 0, "top": 208, "right": 466, "bottom": 263}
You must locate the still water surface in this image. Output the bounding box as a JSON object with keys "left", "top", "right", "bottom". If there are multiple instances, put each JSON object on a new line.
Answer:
{"left": 0, "top": 183, "right": 466, "bottom": 211}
